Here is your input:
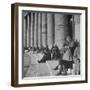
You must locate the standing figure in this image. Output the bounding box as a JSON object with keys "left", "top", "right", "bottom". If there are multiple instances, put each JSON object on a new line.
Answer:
{"left": 73, "top": 43, "right": 80, "bottom": 75}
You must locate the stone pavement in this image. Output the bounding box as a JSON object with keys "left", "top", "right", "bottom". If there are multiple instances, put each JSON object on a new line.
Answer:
{"left": 24, "top": 52, "right": 59, "bottom": 77}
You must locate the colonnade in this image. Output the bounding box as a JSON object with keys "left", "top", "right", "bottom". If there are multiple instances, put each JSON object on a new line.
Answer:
{"left": 23, "top": 12, "right": 80, "bottom": 50}
{"left": 23, "top": 12, "right": 55, "bottom": 49}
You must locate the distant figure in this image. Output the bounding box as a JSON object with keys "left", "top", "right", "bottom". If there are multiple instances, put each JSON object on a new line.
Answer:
{"left": 38, "top": 46, "right": 51, "bottom": 63}
{"left": 73, "top": 43, "right": 80, "bottom": 75}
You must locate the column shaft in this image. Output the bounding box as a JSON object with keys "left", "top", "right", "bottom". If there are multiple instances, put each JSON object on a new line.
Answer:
{"left": 30, "top": 12, "right": 34, "bottom": 48}
{"left": 27, "top": 14, "right": 30, "bottom": 48}
{"left": 23, "top": 15, "right": 27, "bottom": 48}
{"left": 29, "top": 13, "right": 31, "bottom": 48}
{"left": 42, "top": 13, "right": 47, "bottom": 47}
{"left": 55, "top": 14, "right": 68, "bottom": 49}
{"left": 74, "top": 15, "right": 80, "bottom": 42}
{"left": 47, "top": 13, "right": 55, "bottom": 49}
{"left": 38, "top": 13, "right": 42, "bottom": 48}
{"left": 34, "top": 13, "right": 38, "bottom": 48}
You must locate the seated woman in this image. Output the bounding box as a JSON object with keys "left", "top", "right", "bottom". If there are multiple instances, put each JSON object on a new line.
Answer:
{"left": 38, "top": 46, "right": 51, "bottom": 63}
{"left": 54, "top": 36, "right": 74, "bottom": 75}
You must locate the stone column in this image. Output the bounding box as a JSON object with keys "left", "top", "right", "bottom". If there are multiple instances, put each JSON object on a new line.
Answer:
{"left": 55, "top": 14, "right": 68, "bottom": 49}
{"left": 24, "top": 14, "right": 30, "bottom": 48}
{"left": 23, "top": 15, "right": 27, "bottom": 48}
{"left": 26, "top": 14, "right": 30, "bottom": 48}
{"left": 36, "top": 13, "right": 38, "bottom": 48}
{"left": 42, "top": 13, "right": 47, "bottom": 48}
{"left": 30, "top": 12, "right": 34, "bottom": 48}
{"left": 38, "top": 13, "right": 42, "bottom": 49}
{"left": 47, "top": 13, "right": 55, "bottom": 49}
{"left": 74, "top": 15, "right": 80, "bottom": 42}
{"left": 34, "top": 13, "right": 38, "bottom": 48}
{"left": 29, "top": 13, "right": 31, "bottom": 48}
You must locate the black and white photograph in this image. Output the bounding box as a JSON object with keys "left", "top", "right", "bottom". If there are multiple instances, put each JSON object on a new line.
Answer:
{"left": 23, "top": 11, "right": 81, "bottom": 77}
{"left": 11, "top": 3, "right": 87, "bottom": 87}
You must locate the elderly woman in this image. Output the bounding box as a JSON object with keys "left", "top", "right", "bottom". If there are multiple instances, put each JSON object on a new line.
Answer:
{"left": 54, "top": 36, "right": 75, "bottom": 75}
